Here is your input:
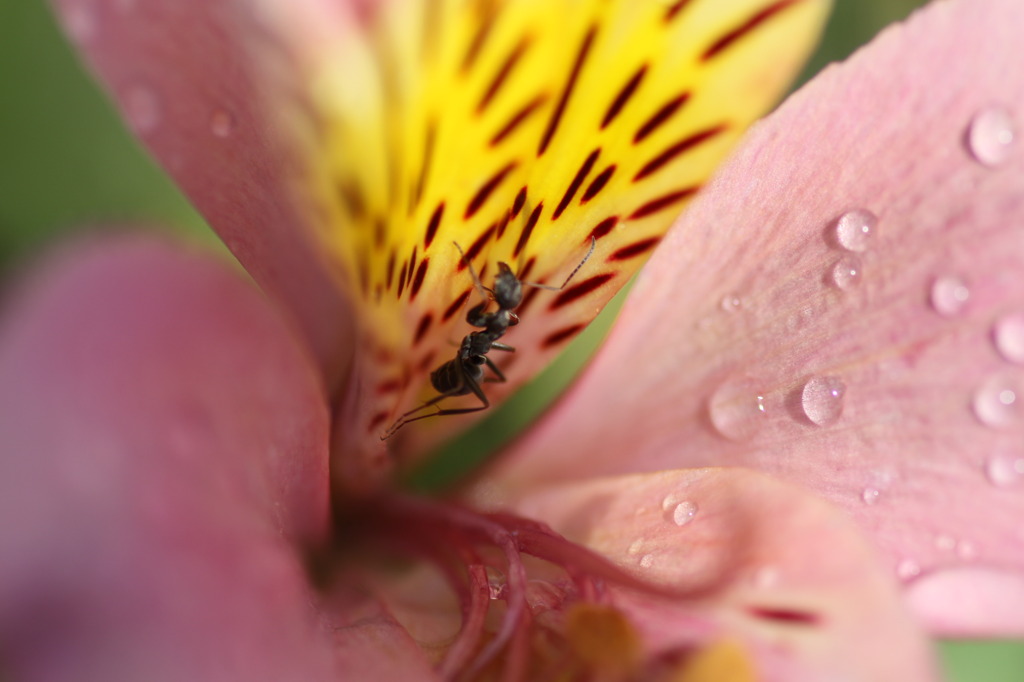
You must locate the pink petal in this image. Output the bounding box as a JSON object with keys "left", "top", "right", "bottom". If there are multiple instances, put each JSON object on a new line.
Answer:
{"left": 0, "top": 236, "right": 431, "bottom": 679}
{"left": 503, "top": 468, "right": 939, "bottom": 681}
{"left": 486, "top": 0, "right": 1024, "bottom": 634}
{"left": 51, "top": 0, "right": 356, "bottom": 385}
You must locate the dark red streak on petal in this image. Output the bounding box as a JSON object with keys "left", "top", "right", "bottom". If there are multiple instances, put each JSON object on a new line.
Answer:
{"left": 588, "top": 216, "right": 619, "bottom": 240}
{"left": 413, "top": 313, "right": 434, "bottom": 345}
{"left": 338, "top": 180, "right": 367, "bottom": 221}
{"left": 702, "top": 0, "right": 803, "bottom": 61}
{"left": 376, "top": 378, "right": 403, "bottom": 395}
{"left": 581, "top": 165, "right": 615, "bottom": 204}
{"left": 462, "top": 6, "right": 498, "bottom": 73}
{"left": 386, "top": 251, "right": 396, "bottom": 289}
{"left": 549, "top": 273, "right": 614, "bottom": 310}
{"left": 442, "top": 289, "right": 472, "bottom": 322}
{"left": 511, "top": 186, "right": 528, "bottom": 219}
{"left": 747, "top": 607, "right": 821, "bottom": 626}
{"left": 629, "top": 187, "right": 699, "bottom": 219}
{"left": 538, "top": 25, "right": 597, "bottom": 156}
{"left": 424, "top": 202, "right": 445, "bottom": 249}
{"left": 542, "top": 323, "right": 586, "bottom": 349}
{"left": 407, "top": 247, "right": 418, "bottom": 289}
{"left": 634, "top": 93, "right": 690, "bottom": 144}
{"left": 396, "top": 261, "right": 409, "bottom": 298}
{"left": 495, "top": 210, "right": 511, "bottom": 240}
{"left": 477, "top": 36, "right": 531, "bottom": 114}
{"left": 608, "top": 237, "right": 660, "bottom": 261}
{"left": 465, "top": 162, "right": 518, "bottom": 220}
{"left": 601, "top": 64, "right": 647, "bottom": 129}
{"left": 633, "top": 125, "right": 728, "bottom": 181}
{"left": 663, "top": 0, "right": 693, "bottom": 22}
{"left": 513, "top": 202, "right": 543, "bottom": 259}
{"left": 372, "top": 218, "right": 386, "bottom": 248}
{"left": 490, "top": 95, "right": 547, "bottom": 147}
{"left": 517, "top": 256, "right": 537, "bottom": 283}
{"left": 409, "top": 258, "right": 430, "bottom": 301}
{"left": 417, "top": 351, "right": 438, "bottom": 373}
{"left": 458, "top": 224, "right": 497, "bottom": 272}
{"left": 368, "top": 411, "right": 389, "bottom": 431}
{"left": 553, "top": 148, "right": 601, "bottom": 220}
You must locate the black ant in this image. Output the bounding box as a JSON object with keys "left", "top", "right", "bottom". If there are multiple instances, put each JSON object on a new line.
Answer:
{"left": 381, "top": 236, "right": 596, "bottom": 439}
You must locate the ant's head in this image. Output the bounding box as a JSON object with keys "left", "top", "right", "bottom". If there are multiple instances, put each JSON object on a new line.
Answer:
{"left": 493, "top": 262, "right": 523, "bottom": 310}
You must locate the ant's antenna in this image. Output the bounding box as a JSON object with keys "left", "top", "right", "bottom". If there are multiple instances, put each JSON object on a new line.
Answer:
{"left": 453, "top": 241, "right": 491, "bottom": 300}
{"left": 521, "top": 236, "right": 596, "bottom": 291}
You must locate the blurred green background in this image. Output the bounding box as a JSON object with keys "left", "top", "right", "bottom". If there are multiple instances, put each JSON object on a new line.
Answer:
{"left": 1, "top": 0, "right": 1021, "bottom": 678}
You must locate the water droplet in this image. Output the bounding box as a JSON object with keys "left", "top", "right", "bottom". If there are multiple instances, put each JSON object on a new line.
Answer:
{"left": 861, "top": 487, "right": 880, "bottom": 505}
{"left": 627, "top": 539, "right": 644, "bottom": 555}
{"left": 994, "top": 313, "right": 1024, "bottom": 364}
{"left": 896, "top": 559, "right": 921, "bottom": 580}
{"left": 64, "top": 2, "right": 98, "bottom": 43}
{"left": 985, "top": 450, "right": 1024, "bottom": 486}
{"left": 967, "top": 106, "right": 1015, "bottom": 167}
{"left": 720, "top": 294, "right": 742, "bottom": 313}
{"left": 834, "top": 209, "right": 877, "bottom": 252}
{"left": 639, "top": 554, "right": 655, "bottom": 568}
{"left": 752, "top": 565, "right": 779, "bottom": 589}
{"left": 672, "top": 500, "right": 699, "bottom": 527}
{"left": 930, "top": 275, "right": 970, "bottom": 316}
{"left": 830, "top": 255, "right": 863, "bottom": 290}
{"left": 972, "top": 371, "right": 1024, "bottom": 429}
{"left": 800, "top": 375, "right": 846, "bottom": 426}
{"left": 488, "top": 581, "right": 507, "bottom": 600}
{"left": 123, "top": 85, "right": 162, "bottom": 134}
{"left": 708, "top": 378, "right": 766, "bottom": 441}
{"left": 210, "top": 109, "right": 236, "bottom": 138}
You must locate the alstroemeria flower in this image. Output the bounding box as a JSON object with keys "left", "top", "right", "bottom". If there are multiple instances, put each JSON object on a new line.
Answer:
{"left": 0, "top": 0, "right": 1020, "bottom": 680}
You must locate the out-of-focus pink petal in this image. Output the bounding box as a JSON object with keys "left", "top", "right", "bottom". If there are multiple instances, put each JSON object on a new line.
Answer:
{"left": 0, "top": 237, "right": 429, "bottom": 679}
{"left": 487, "top": 0, "right": 1024, "bottom": 634}
{"left": 51, "top": 0, "right": 356, "bottom": 386}
{"left": 505, "top": 468, "right": 938, "bottom": 681}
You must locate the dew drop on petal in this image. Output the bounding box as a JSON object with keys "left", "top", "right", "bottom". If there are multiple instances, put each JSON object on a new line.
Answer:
{"left": 972, "top": 371, "right": 1024, "bottom": 429}
{"left": 671, "top": 500, "right": 698, "bottom": 527}
{"left": 124, "top": 84, "right": 162, "bottom": 134}
{"left": 720, "top": 293, "right": 743, "bottom": 313}
{"left": 861, "top": 487, "right": 880, "bottom": 505}
{"left": 834, "top": 209, "right": 877, "bottom": 252}
{"left": 752, "top": 565, "right": 780, "bottom": 589}
{"left": 800, "top": 375, "right": 846, "bottom": 426}
{"left": 830, "top": 255, "right": 863, "bottom": 290}
{"left": 210, "top": 109, "right": 236, "bottom": 138}
{"left": 627, "top": 539, "right": 644, "bottom": 556}
{"left": 993, "top": 313, "right": 1024, "bottom": 364}
{"left": 639, "top": 554, "right": 655, "bottom": 569}
{"left": 708, "top": 378, "right": 766, "bottom": 441}
{"left": 930, "top": 275, "right": 970, "bottom": 316}
{"left": 985, "top": 450, "right": 1024, "bottom": 486}
{"left": 966, "top": 106, "right": 1015, "bottom": 167}
{"left": 896, "top": 559, "right": 921, "bottom": 580}
{"left": 957, "top": 541, "right": 978, "bottom": 561}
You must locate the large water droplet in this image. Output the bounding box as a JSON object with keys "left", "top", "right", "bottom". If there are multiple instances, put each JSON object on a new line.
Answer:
{"left": 985, "top": 450, "right": 1024, "bottom": 486}
{"left": 830, "top": 255, "right": 863, "bottom": 290}
{"left": 930, "top": 275, "right": 970, "bottom": 316}
{"left": 627, "top": 539, "right": 644, "bottom": 556}
{"left": 967, "top": 106, "right": 1015, "bottom": 167}
{"left": 124, "top": 85, "right": 162, "bottom": 134}
{"left": 708, "top": 378, "right": 766, "bottom": 441}
{"left": 896, "top": 559, "right": 921, "bottom": 580}
{"left": 639, "top": 554, "right": 655, "bottom": 569}
{"left": 210, "top": 109, "right": 236, "bottom": 138}
{"left": 834, "top": 209, "right": 877, "bottom": 252}
{"left": 800, "top": 375, "right": 846, "bottom": 426}
{"left": 994, "top": 313, "right": 1024, "bottom": 364}
{"left": 972, "top": 371, "right": 1024, "bottom": 429}
{"left": 672, "top": 500, "right": 699, "bottom": 527}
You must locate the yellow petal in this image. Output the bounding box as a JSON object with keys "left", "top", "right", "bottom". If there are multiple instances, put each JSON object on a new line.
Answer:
{"left": 275, "top": 0, "right": 830, "bottom": 465}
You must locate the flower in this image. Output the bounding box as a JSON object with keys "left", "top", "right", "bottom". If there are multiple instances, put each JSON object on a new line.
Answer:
{"left": 0, "top": 0, "right": 1020, "bottom": 680}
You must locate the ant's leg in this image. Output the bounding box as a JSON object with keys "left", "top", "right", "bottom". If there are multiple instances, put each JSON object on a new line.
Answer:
{"left": 482, "top": 357, "right": 507, "bottom": 383}
{"left": 389, "top": 367, "right": 492, "bottom": 430}
{"left": 490, "top": 342, "right": 515, "bottom": 352}
{"left": 381, "top": 367, "right": 472, "bottom": 440}
{"left": 453, "top": 242, "right": 493, "bottom": 301}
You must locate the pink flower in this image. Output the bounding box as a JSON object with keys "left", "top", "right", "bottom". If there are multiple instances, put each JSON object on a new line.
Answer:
{"left": 1, "top": 0, "right": 1020, "bottom": 679}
